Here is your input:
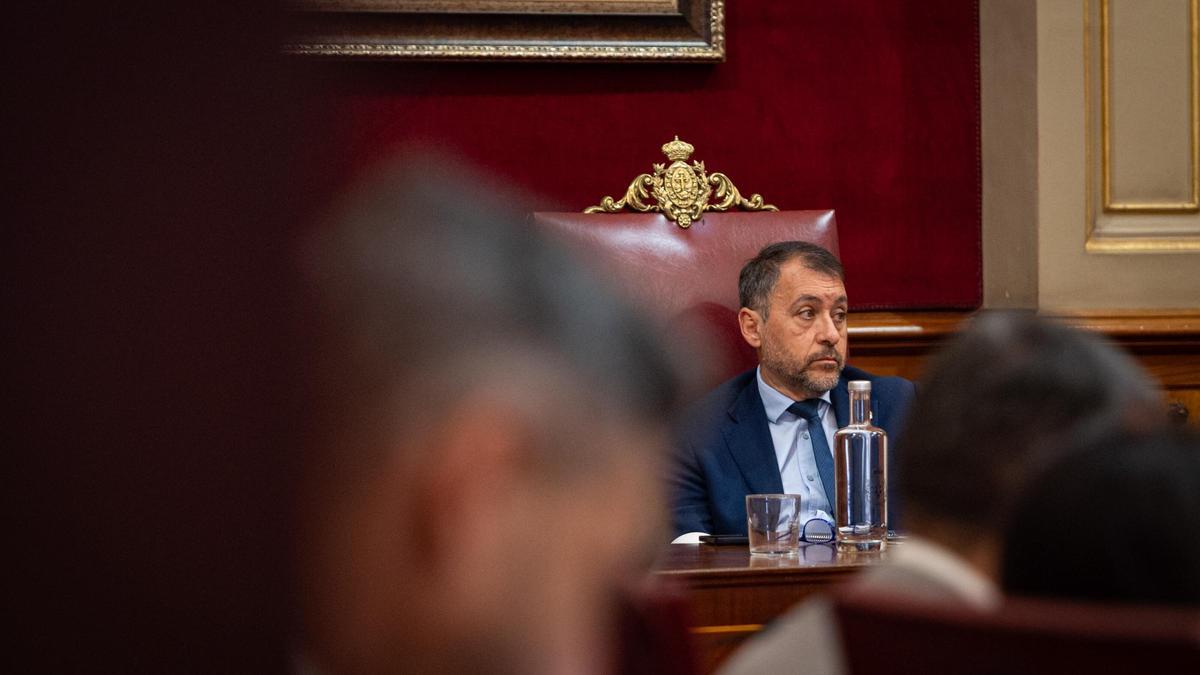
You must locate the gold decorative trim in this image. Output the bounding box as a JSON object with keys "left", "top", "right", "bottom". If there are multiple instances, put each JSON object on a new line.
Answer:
{"left": 689, "top": 623, "right": 764, "bottom": 635}
{"left": 1085, "top": 0, "right": 1200, "bottom": 253}
{"left": 584, "top": 136, "right": 778, "bottom": 228}
{"left": 283, "top": 43, "right": 723, "bottom": 60}
{"left": 293, "top": 0, "right": 680, "bottom": 12}
{"left": 1100, "top": 0, "right": 1200, "bottom": 212}
{"left": 285, "top": 0, "right": 725, "bottom": 61}
{"left": 1086, "top": 0, "right": 1095, "bottom": 244}
{"left": 1085, "top": 236, "right": 1200, "bottom": 252}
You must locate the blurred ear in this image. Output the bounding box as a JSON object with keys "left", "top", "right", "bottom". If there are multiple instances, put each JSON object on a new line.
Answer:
{"left": 738, "top": 307, "right": 764, "bottom": 349}
{"left": 578, "top": 434, "right": 665, "bottom": 572}
{"left": 409, "top": 392, "right": 536, "bottom": 569}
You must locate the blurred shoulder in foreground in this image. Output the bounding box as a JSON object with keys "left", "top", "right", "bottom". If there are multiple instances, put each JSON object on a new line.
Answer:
{"left": 1004, "top": 428, "right": 1200, "bottom": 607}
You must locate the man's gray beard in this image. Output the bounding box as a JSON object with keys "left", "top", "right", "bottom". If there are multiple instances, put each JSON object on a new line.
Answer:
{"left": 761, "top": 346, "right": 843, "bottom": 397}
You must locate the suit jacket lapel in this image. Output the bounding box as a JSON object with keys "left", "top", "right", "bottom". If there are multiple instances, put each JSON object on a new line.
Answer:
{"left": 722, "top": 378, "right": 785, "bottom": 495}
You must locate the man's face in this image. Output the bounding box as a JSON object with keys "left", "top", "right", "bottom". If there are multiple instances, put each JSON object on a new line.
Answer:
{"left": 458, "top": 423, "right": 668, "bottom": 675}
{"left": 744, "top": 259, "right": 848, "bottom": 400}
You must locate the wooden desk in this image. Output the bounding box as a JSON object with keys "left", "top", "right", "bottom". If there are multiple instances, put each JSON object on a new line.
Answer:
{"left": 653, "top": 543, "right": 889, "bottom": 672}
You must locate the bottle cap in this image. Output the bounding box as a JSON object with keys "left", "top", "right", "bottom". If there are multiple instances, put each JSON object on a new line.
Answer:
{"left": 847, "top": 380, "right": 872, "bottom": 392}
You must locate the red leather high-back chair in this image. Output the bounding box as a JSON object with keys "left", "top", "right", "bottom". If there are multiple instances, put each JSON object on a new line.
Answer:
{"left": 834, "top": 591, "right": 1200, "bottom": 673}
{"left": 533, "top": 137, "right": 838, "bottom": 389}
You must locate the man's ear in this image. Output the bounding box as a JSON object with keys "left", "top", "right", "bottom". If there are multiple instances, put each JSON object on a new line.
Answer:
{"left": 738, "top": 307, "right": 764, "bottom": 349}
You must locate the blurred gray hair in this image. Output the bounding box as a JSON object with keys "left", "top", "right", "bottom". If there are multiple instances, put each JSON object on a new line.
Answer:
{"left": 304, "top": 158, "right": 685, "bottom": 475}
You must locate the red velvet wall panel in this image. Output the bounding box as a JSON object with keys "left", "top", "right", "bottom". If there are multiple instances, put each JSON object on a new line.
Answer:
{"left": 327, "top": 0, "right": 981, "bottom": 309}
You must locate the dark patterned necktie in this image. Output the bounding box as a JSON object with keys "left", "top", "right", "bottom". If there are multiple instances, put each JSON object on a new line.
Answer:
{"left": 788, "top": 399, "right": 836, "bottom": 508}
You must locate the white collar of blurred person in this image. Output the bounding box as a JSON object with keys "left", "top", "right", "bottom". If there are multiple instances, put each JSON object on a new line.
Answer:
{"left": 884, "top": 536, "right": 1002, "bottom": 610}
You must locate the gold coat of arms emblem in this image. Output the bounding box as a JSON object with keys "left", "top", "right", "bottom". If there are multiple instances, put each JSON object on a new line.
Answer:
{"left": 586, "top": 136, "right": 776, "bottom": 228}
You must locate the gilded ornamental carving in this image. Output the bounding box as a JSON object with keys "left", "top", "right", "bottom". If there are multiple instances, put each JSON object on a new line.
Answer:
{"left": 584, "top": 136, "right": 777, "bottom": 228}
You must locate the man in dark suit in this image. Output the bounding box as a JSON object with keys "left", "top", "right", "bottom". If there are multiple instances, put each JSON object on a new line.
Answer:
{"left": 671, "top": 241, "right": 915, "bottom": 538}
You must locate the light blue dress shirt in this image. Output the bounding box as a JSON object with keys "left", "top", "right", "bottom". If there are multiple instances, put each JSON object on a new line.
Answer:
{"left": 756, "top": 366, "right": 838, "bottom": 523}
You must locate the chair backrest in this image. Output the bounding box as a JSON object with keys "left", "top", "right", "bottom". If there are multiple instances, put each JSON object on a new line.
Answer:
{"left": 833, "top": 591, "right": 1200, "bottom": 673}
{"left": 531, "top": 210, "right": 838, "bottom": 387}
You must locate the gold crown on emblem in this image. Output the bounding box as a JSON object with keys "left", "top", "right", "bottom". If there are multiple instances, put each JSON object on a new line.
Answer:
{"left": 661, "top": 136, "right": 695, "bottom": 162}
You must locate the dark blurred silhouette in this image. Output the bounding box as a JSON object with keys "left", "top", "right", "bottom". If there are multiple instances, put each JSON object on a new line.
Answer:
{"left": 718, "top": 312, "right": 1167, "bottom": 675}
{"left": 7, "top": 0, "right": 695, "bottom": 669}
{"left": 297, "top": 160, "right": 690, "bottom": 674}
{"left": 895, "top": 311, "right": 1165, "bottom": 574}
{"left": 6, "top": 1, "right": 337, "bottom": 671}
{"left": 1003, "top": 429, "right": 1200, "bottom": 607}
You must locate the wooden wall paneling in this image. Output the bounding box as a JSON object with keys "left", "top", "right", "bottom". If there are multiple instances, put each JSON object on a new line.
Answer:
{"left": 848, "top": 311, "right": 967, "bottom": 381}
{"left": 849, "top": 310, "right": 1200, "bottom": 426}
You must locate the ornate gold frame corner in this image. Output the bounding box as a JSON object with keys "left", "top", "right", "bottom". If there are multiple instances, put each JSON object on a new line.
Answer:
{"left": 584, "top": 136, "right": 777, "bottom": 228}
{"left": 285, "top": 0, "right": 725, "bottom": 62}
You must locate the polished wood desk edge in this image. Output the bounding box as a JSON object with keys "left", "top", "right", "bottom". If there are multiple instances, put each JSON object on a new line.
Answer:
{"left": 655, "top": 563, "right": 871, "bottom": 575}
{"left": 653, "top": 544, "right": 883, "bottom": 580}
{"left": 656, "top": 568, "right": 866, "bottom": 589}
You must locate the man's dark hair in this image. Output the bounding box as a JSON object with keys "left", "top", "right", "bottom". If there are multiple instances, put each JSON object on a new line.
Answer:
{"left": 1002, "top": 429, "right": 1200, "bottom": 606}
{"left": 898, "top": 312, "right": 1162, "bottom": 537}
{"left": 738, "top": 241, "right": 844, "bottom": 317}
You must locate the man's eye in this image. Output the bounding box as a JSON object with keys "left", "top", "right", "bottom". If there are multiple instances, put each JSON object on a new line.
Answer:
{"left": 798, "top": 309, "right": 815, "bottom": 319}
{"left": 833, "top": 312, "right": 847, "bottom": 323}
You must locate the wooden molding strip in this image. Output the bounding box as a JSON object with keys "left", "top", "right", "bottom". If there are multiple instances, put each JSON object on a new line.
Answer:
{"left": 849, "top": 310, "right": 1200, "bottom": 343}
{"left": 849, "top": 311, "right": 968, "bottom": 341}
{"left": 1047, "top": 310, "right": 1200, "bottom": 337}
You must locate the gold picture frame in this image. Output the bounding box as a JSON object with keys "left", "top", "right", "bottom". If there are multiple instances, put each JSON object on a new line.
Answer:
{"left": 284, "top": 0, "right": 725, "bottom": 61}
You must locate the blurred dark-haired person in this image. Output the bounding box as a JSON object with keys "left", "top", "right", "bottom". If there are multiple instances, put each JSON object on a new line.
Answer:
{"left": 1003, "top": 429, "right": 1200, "bottom": 607}
{"left": 717, "top": 312, "right": 1165, "bottom": 675}
{"left": 671, "top": 241, "right": 915, "bottom": 540}
{"left": 297, "top": 161, "right": 688, "bottom": 675}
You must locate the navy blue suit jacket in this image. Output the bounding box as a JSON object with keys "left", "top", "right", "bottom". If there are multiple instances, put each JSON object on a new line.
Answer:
{"left": 671, "top": 365, "right": 915, "bottom": 536}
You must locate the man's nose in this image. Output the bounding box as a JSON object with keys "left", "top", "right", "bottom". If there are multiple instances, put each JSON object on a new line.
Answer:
{"left": 816, "top": 313, "right": 841, "bottom": 345}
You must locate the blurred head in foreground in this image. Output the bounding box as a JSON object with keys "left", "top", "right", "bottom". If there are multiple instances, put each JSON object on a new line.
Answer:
{"left": 298, "top": 160, "right": 684, "bottom": 674}
{"left": 1003, "top": 429, "right": 1200, "bottom": 606}
{"left": 898, "top": 312, "right": 1163, "bottom": 578}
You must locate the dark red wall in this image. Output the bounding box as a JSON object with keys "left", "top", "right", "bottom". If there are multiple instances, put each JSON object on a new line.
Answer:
{"left": 7, "top": 3, "right": 979, "bottom": 669}
{"left": 325, "top": 0, "right": 982, "bottom": 309}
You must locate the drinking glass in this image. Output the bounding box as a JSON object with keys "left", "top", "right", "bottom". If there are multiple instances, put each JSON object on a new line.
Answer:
{"left": 745, "top": 494, "right": 802, "bottom": 555}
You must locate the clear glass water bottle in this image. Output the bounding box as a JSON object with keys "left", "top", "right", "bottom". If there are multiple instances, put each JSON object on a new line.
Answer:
{"left": 834, "top": 380, "right": 888, "bottom": 551}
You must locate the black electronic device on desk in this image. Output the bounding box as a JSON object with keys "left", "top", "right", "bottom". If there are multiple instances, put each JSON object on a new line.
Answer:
{"left": 698, "top": 534, "right": 749, "bottom": 546}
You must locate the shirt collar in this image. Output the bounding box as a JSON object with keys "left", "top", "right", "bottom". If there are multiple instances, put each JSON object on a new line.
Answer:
{"left": 756, "top": 366, "right": 833, "bottom": 424}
